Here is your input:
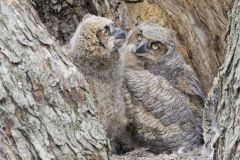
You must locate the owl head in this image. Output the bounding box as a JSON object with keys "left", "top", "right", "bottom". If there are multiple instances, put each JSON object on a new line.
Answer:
{"left": 124, "top": 22, "right": 177, "bottom": 70}
{"left": 70, "top": 14, "right": 126, "bottom": 68}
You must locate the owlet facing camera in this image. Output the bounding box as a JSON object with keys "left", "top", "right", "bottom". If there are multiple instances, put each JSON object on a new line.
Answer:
{"left": 123, "top": 22, "right": 205, "bottom": 153}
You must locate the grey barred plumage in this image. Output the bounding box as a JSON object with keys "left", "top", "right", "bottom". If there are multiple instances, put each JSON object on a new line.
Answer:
{"left": 123, "top": 22, "right": 205, "bottom": 153}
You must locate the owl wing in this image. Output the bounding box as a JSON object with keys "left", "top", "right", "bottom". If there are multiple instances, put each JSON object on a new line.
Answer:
{"left": 176, "top": 64, "right": 205, "bottom": 102}
{"left": 124, "top": 70, "right": 202, "bottom": 152}
{"left": 174, "top": 64, "right": 205, "bottom": 137}
{"left": 145, "top": 57, "right": 205, "bottom": 102}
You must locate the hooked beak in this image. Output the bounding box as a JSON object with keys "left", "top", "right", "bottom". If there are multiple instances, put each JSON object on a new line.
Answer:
{"left": 111, "top": 27, "right": 126, "bottom": 39}
{"left": 135, "top": 39, "right": 148, "bottom": 55}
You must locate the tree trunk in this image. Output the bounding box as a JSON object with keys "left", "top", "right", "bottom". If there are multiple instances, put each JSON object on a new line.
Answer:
{"left": 0, "top": 0, "right": 110, "bottom": 159}
{"left": 124, "top": 0, "right": 230, "bottom": 93}
{"left": 0, "top": 0, "right": 236, "bottom": 159}
{"left": 31, "top": 0, "right": 229, "bottom": 94}
{"left": 204, "top": 1, "right": 240, "bottom": 160}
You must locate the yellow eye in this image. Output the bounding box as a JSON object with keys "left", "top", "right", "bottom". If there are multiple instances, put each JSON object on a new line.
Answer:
{"left": 137, "top": 34, "right": 143, "bottom": 41}
{"left": 103, "top": 29, "right": 109, "bottom": 36}
{"left": 151, "top": 43, "right": 159, "bottom": 50}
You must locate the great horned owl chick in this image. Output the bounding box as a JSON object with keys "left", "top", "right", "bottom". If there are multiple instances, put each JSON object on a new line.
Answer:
{"left": 123, "top": 22, "right": 205, "bottom": 153}
{"left": 69, "top": 14, "right": 128, "bottom": 152}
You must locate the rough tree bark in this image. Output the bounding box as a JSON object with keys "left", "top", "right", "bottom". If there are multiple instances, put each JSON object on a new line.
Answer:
{"left": 31, "top": 0, "right": 230, "bottom": 94}
{"left": 114, "top": 1, "right": 240, "bottom": 159}
{"left": 0, "top": 0, "right": 110, "bottom": 160}
{"left": 0, "top": 0, "right": 237, "bottom": 160}
{"left": 204, "top": 1, "right": 240, "bottom": 160}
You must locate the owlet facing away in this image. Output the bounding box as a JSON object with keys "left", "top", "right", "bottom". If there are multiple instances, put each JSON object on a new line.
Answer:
{"left": 69, "top": 14, "right": 128, "bottom": 153}
{"left": 123, "top": 22, "right": 205, "bottom": 153}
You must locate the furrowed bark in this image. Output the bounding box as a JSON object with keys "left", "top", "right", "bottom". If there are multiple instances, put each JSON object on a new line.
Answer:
{"left": 0, "top": 0, "right": 110, "bottom": 159}
{"left": 204, "top": 1, "right": 240, "bottom": 160}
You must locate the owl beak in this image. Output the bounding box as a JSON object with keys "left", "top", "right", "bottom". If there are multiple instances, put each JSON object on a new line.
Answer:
{"left": 111, "top": 27, "right": 126, "bottom": 39}
{"left": 135, "top": 40, "right": 148, "bottom": 55}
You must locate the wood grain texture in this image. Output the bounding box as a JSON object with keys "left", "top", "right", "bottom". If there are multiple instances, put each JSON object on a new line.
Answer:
{"left": 32, "top": 0, "right": 229, "bottom": 94}
{"left": 124, "top": 0, "right": 229, "bottom": 94}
